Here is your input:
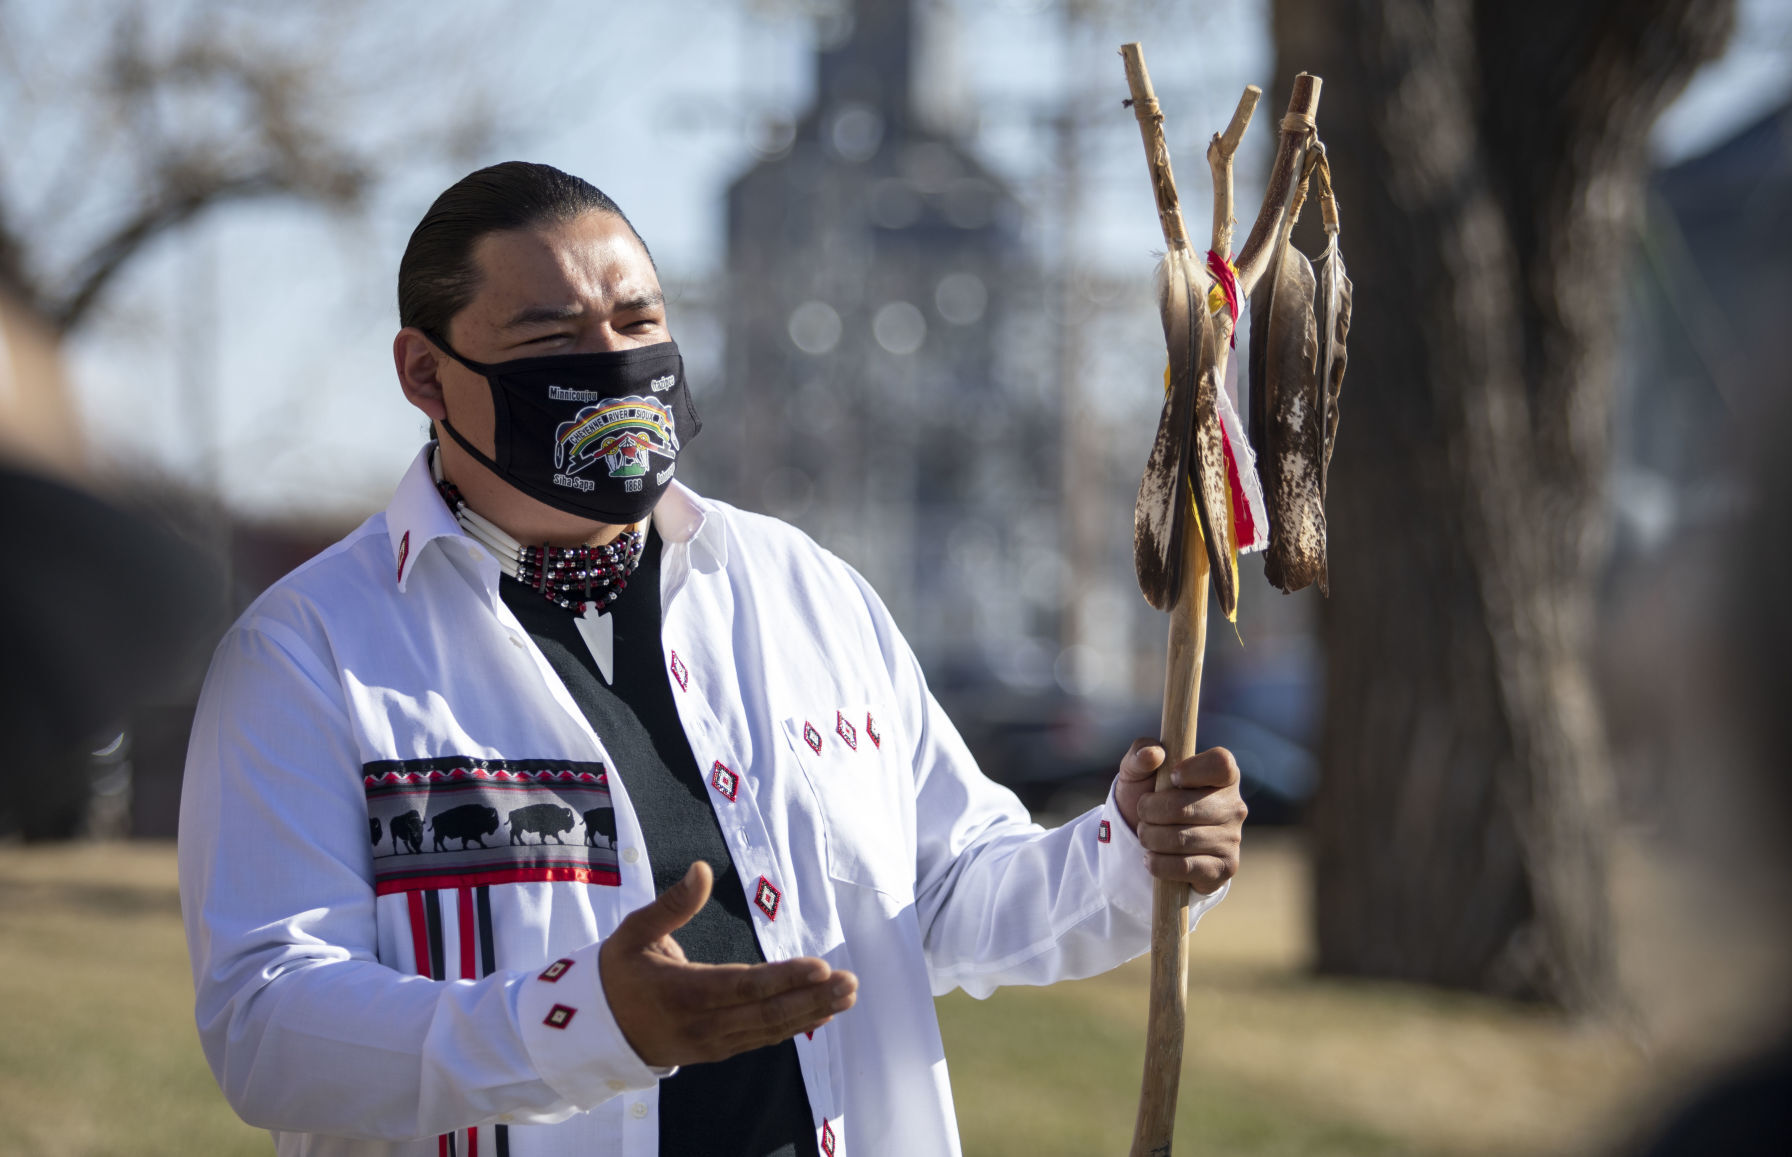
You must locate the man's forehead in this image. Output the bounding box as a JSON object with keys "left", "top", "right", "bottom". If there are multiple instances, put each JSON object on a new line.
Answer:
{"left": 468, "top": 217, "right": 659, "bottom": 322}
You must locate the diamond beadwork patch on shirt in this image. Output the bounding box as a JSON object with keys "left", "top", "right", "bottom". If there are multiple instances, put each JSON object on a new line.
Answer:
{"left": 754, "top": 875, "right": 781, "bottom": 921}
{"left": 836, "top": 711, "right": 857, "bottom": 750}
{"left": 539, "top": 958, "right": 574, "bottom": 982}
{"left": 710, "top": 761, "right": 739, "bottom": 802}
{"left": 803, "top": 722, "right": 823, "bottom": 754}
{"left": 669, "top": 651, "right": 689, "bottom": 691}
{"left": 544, "top": 1003, "right": 577, "bottom": 1030}
{"left": 866, "top": 713, "right": 880, "bottom": 748}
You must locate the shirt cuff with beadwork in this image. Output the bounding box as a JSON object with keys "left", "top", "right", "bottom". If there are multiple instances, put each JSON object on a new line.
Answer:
{"left": 514, "top": 940, "right": 672, "bottom": 1108}
{"left": 1094, "top": 779, "right": 1229, "bottom": 925}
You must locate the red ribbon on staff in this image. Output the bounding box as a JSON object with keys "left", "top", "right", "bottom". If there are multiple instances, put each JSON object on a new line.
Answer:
{"left": 1206, "top": 250, "right": 1240, "bottom": 346}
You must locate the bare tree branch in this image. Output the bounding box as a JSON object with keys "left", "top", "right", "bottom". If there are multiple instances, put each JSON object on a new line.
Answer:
{"left": 0, "top": 0, "right": 489, "bottom": 336}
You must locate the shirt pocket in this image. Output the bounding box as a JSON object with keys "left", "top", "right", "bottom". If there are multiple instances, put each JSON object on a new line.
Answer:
{"left": 781, "top": 708, "right": 914, "bottom": 903}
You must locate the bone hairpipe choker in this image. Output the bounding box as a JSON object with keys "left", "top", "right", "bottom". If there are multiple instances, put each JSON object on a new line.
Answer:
{"left": 430, "top": 445, "right": 645, "bottom": 615}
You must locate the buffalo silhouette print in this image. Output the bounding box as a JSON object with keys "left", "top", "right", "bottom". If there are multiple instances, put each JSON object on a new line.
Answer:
{"left": 583, "top": 807, "right": 616, "bottom": 848}
{"left": 388, "top": 810, "right": 424, "bottom": 854}
{"left": 430, "top": 804, "right": 500, "bottom": 850}
{"left": 509, "top": 803, "right": 576, "bottom": 845}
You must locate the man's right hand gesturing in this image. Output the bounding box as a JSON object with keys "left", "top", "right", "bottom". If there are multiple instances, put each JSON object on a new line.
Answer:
{"left": 598, "top": 861, "right": 858, "bottom": 1068}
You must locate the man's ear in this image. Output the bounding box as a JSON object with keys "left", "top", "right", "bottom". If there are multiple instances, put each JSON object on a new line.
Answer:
{"left": 394, "top": 328, "right": 449, "bottom": 421}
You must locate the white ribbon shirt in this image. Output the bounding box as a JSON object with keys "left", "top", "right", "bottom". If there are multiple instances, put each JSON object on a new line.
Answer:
{"left": 177, "top": 446, "right": 1226, "bottom": 1156}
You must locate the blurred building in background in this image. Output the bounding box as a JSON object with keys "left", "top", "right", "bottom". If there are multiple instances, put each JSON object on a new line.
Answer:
{"left": 706, "top": 0, "right": 1059, "bottom": 687}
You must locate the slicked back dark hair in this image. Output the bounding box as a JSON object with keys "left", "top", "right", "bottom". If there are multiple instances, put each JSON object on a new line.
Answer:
{"left": 397, "top": 161, "right": 650, "bottom": 341}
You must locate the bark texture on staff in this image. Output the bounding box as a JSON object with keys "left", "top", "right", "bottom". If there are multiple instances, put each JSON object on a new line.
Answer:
{"left": 1274, "top": 0, "right": 1734, "bottom": 1011}
{"left": 1123, "top": 46, "right": 1192, "bottom": 256}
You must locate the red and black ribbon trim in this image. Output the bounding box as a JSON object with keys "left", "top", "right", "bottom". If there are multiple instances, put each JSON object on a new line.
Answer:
{"left": 408, "top": 885, "right": 508, "bottom": 1156}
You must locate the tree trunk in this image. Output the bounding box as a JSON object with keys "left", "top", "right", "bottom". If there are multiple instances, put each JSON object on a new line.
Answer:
{"left": 1274, "top": 0, "right": 1733, "bottom": 1010}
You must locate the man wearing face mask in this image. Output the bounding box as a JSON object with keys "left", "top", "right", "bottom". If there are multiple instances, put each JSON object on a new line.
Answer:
{"left": 179, "top": 162, "right": 1247, "bottom": 1157}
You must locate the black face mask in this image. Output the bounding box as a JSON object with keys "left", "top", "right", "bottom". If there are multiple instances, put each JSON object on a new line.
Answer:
{"left": 431, "top": 335, "right": 701, "bottom": 524}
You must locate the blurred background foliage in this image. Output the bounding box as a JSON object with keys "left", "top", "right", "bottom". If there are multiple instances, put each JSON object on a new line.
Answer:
{"left": 1, "top": 0, "right": 1788, "bottom": 1153}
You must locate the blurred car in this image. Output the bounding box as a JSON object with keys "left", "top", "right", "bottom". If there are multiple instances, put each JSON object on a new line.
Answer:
{"left": 937, "top": 680, "right": 1318, "bottom": 827}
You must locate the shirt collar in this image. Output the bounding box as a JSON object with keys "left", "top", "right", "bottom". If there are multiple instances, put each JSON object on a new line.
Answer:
{"left": 387, "top": 445, "right": 464, "bottom": 592}
{"left": 385, "top": 446, "right": 728, "bottom": 593}
{"left": 655, "top": 479, "right": 729, "bottom": 574}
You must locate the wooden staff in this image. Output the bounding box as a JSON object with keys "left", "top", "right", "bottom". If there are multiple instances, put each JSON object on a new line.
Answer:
{"left": 1120, "top": 43, "right": 1205, "bottom": 1157}
{"left": 1120, "top": 43, "right": 1322, "bottom": 1156}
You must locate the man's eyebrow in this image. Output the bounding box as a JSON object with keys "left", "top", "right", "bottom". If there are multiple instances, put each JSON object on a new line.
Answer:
{"left": 500, "top": 304, "right": 584, "bottom": 330}
{"left": 614, "top": 289, "right": 665, "bottom": 313}
{"left": 499, "top": 291, "right": 664, "bottom": 330}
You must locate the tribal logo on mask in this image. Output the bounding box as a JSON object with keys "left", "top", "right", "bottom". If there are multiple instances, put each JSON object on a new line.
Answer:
{"left": 553, "top": 395, "right": 680, "bottom": 480}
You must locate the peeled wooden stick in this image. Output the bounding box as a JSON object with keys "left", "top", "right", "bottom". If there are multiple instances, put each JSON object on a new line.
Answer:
{"left": 1208, "top": 86, "right": 1259, "bottom": 256}
{"left": 1207, "top": 85, "right": 1260, "bottom": 363}
{"left": 1120, "top": 40, "right": 1207, "bottom": 1157}
{"left": 1133, "top": 510, "right": 1209, "bottom": 1157}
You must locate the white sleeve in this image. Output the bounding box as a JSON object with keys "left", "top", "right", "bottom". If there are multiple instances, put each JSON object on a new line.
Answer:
{"left": 843, "top": 570, "right": 1227, "bottom": 999}
{"left": 178, "top": 621, "right": 660, "bottom": 1140}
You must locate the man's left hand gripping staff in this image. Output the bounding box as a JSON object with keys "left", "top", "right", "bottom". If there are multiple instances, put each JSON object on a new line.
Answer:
{"left": 1114, "top": 741, "right": 1248, "bottom": 893}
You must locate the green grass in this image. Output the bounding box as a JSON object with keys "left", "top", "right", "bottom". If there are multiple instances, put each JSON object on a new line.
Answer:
{"left": 937, "top": 978, "right": 1409, "bottom": 1156}
{"left": 0, "top": 835, "right": 1773, "bottom": 1156}
{"left": 0, "top": 844, "right": 266, "bottom": 1156}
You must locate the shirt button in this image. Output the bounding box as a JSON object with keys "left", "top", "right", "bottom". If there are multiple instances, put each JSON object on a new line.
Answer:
{"left": 630, "top": 1102, "right": 649, "bottom": 1120}
{"left": 606, "top": 1079, "right": 626, "bottom": 1092}
{"left": 509, "top": 635, "right": 526, "bottom": 649}
{"left": 622, "top": 846, "right": 640, "bottom": 864}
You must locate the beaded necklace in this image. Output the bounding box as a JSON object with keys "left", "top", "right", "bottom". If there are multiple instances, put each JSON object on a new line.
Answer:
{"left": 431, "top": 449, "right": 645, "bottom": 615}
